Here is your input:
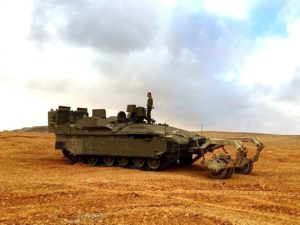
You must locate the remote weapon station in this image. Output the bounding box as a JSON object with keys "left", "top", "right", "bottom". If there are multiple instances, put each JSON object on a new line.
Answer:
{"left": 48, "top": 105, "right": 264, "bottom": 179}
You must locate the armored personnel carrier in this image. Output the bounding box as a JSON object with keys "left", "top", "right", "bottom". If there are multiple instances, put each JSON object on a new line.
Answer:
{"left": 48, "top": 105, "right": 264, "bottom": 179}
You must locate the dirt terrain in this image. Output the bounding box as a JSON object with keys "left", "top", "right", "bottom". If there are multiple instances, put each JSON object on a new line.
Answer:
{"left": 0, "top": 131, "right": 299, "bottom": 225}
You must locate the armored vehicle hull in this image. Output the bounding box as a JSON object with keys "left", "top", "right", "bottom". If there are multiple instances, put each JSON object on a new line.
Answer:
{"left": 48, "top": 105, "right": 264, "bottom": 178}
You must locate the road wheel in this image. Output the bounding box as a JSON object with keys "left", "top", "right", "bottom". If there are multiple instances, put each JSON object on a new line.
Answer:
{"left": 87, "top": 156, "right": 99, "bottom": 166}
{"left": 62, "top": 149, "right": 69, "bottom": 158}
{"left": 118, "top": 157, "right": 129, "bottom": 167}
{"left": 133, "top": 157, "right": 145, "bottom": 168}
{"left": 147, "top": 158, "right": 161, "bottom": 170}
{"left": 208, "top": 168, "right": 229, "bottom": 179}
{"left": 224, "top": 167, "right": 234, "bottom": 179}
{"left": 235, "top": 159, "right": 253, "bottom": 174}
{"left": 103, "top": 156, "right": 115, "bottom": 167}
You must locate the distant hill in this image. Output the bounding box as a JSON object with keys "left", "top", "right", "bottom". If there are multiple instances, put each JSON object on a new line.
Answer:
{"left": 11, "top": 126, "right": 48, "bottom": 133}
{"left": 199, "top": 131, "right": 299, "bottom": 138}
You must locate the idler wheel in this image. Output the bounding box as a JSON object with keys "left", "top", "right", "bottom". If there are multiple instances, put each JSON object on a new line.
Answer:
{"left": 208, "top": 168, "right": 230, "bottom": 179}
{"left": 87, "top": 156, "right": 99, "bottom": 166}
{"left": 103, "top": 156, "right": 115, "bottom": 167}
{"left": 133, "top": 157, "right": 145, "bottom": 168}
{"left": 224, "top": 167, "right": 234, "bottom": 179}
{"left": 147, "top": 158, "right": 161, "bottom": 170}
{"left": 68, "top": 154, "right": 77, "bottom": 165}
{"left": 75, "top": 155, "right": 86, "bottom": 164}
{"left": 62, "top": 149, "right": 77, "bottom": 164}
{"left": 118, "top": 157, "right": 129, "bottom": 167}
{"left": 235, "top": 159, "right": 253, "bottom": 174}
{"left": 62, "top": 149, "right": 69, "bottom": 158}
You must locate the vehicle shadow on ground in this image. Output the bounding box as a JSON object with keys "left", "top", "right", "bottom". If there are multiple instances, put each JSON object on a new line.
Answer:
{"left": 165, "top": 164, "right": 209, "bottom": 179}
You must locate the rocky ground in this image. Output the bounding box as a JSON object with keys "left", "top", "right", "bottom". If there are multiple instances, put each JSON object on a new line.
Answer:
{"left": 0, "top": 131, "right": 299, "bottom": 225}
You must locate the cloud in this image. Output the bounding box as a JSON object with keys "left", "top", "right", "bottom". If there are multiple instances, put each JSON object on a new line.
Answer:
{"left": 278, "top": 0, "right": 300, "bottom": 23}
{"left": 276, "top": 68, "right": 300, "bottom": 102}
{"left": 0, "top": 0, "right": 33, "bottom": 44}
{"left": 202, "top": 0, "right": 259, "bottom": 20}
{"left": 239, "top": 17, "right": 300, "bottom": 88}
{"left": 30, "top": 0, "right": 161, "bottom": 54}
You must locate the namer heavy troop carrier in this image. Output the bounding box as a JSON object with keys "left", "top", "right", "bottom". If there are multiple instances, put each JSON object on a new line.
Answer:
{"left": 48, "top": 105, "right": 264, "bottom": 179}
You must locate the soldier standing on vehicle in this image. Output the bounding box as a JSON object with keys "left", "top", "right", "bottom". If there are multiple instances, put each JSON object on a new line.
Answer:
{"left": 146, "top": 92, "right": 153, "bottom": 123}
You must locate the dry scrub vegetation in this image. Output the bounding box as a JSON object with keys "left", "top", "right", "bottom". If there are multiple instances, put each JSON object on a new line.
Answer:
{"left": 0, "top": 131, "right": 299, "bottom": 224}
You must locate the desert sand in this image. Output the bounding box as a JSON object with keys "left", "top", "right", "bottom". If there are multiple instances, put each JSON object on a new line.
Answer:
{"left": 0, "top": 131, "right": 299, "bottom": 225}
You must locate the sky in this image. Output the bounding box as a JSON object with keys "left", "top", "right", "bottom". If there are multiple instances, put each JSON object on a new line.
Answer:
{"left": 0, "top": 0, "right": 299, "bottom": 134}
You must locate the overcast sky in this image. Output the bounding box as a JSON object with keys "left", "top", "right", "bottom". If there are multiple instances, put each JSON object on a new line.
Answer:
{"left": 0, "top": 0, "right": 299, "bottom": 134}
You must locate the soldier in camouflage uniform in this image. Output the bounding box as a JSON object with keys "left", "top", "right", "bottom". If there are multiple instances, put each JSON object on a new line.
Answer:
{"left": 146, "top": 92, "right": 153, "bottom": 123}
